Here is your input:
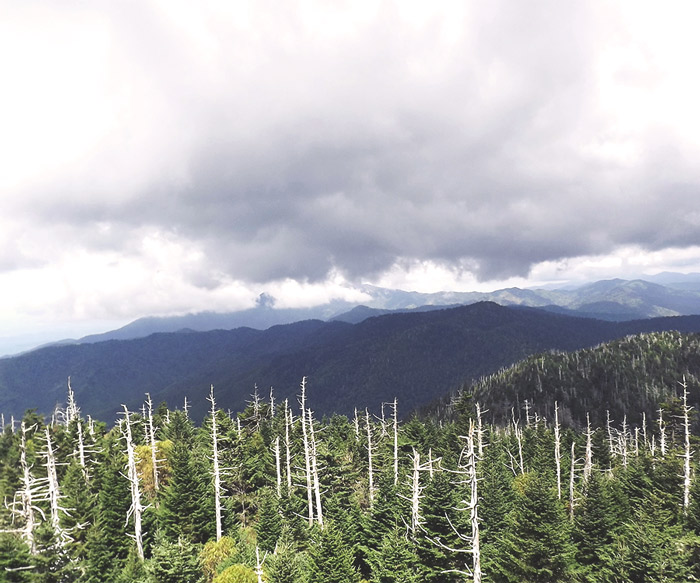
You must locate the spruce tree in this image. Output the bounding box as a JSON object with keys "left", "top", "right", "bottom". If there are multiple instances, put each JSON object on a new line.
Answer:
{"left": 492, "top": 472, "right": 575, "bottom": 583}
{"left": 307, "top": 522, "right": 359, "bottom": 583}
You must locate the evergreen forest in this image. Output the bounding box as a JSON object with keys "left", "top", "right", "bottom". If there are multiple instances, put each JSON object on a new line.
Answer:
{"left": 3, "top": 331, "right": 700, "bottom": 582}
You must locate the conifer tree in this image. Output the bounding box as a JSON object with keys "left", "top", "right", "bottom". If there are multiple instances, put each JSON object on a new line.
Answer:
{"left": 492, "top": 472, "right": 575, "bottom": 583}
{"left": 307, "top": 521, "right": 359, "bottom": 583}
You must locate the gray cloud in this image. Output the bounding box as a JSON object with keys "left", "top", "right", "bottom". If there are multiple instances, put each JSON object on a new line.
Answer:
{"left": 9, "top": 0, "right": 700, "bottom": 289}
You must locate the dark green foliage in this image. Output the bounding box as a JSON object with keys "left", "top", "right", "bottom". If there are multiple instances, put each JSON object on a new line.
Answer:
{"left": 307, "top": 522, "right": 360, "bottom": 583}
{"left": 369, "top": 527, "right": 421, "bottom": 583}
{"left": 0, "top": 533, "right": 34, "bottom": 583}
{"left": 255, "top": 488, "right": 281, "bottom": 553}
{"left": 492, "top": 472, "right": 575, "bottom": 583}
{"left": 147, "top": 534, "right": 203, "bottom": 583}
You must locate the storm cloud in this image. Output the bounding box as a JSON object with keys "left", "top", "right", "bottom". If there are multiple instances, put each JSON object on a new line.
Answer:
{"left": 2, "top": 0, "right": 700, "bottom": 348}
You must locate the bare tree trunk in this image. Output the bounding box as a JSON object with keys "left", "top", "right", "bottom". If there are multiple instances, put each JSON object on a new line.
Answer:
{"left": 66, "top": 377, "right": 79, "bottom": 425}
{"left": 145, "top": 393, "right": 160, "bottom": 493}
{"left": 393, "top": 398, "right": 399, "bottom": 486}
{"left": 681, "top": 378, "right": 693, "bottom": 513}
{"left": 19, "top": 422, "right": 37, "bottom": 553}
{"left": 208, "top": 386, "right": 223, "bottom": 541}
{"left": 284, "top": 399, "right": 292, "bottom": 493}
{"left": 584, "top": 413, "right": 593, "bottom": 481}
{"left": 466, "top": 421, "right": 481, "bottom": 583}
{"left": 366, "top": 408, "right": 376, "bottom": 505}
{"left": 308, "top": 409, "right": 323, "bottom": 528}
{"left": 255, "top": 547, "right": 267, "bottom": 583}
{"left": 659, "top": 408, "right": 667, "bottom": 458}
{"left": 554, "top": 402, "right": 562, "bottom": 500}
{"left": 274, "top": 436, "right": 282, "bottom": 499}
{"left": 409, "top": 448, "right": 422, "bottom": 538}
{"left": 619, "top": 415, "right": 629, "bottom": 468}
{"left": 121, "top": 406, "right": 144, "bottom": 560}
{"left": 299, "top": 378, "right": 314, "bottom": 526}
{"left": 43, "top": 427, "right": 63, "bottom": 543}
{"left": 569, "top": 441, "right": 576, "bottom": 520}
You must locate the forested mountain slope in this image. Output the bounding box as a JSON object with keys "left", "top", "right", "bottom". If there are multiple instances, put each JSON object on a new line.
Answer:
{"left": 451, "top": 331, "right": 700, "bottom": 429}
{"left": 5, "top": 303, "right": 700, "bottom": 423}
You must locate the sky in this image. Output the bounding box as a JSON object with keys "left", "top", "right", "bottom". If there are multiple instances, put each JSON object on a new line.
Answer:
{"left": 2, "top": 0, "right": 700, "bottom": 355}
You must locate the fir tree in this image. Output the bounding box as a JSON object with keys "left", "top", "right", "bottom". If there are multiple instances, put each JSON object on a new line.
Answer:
{"left": 307, "top": 522, "right": 359, "bottom": 583}
{"left": 492, "top": 472, "right": 575, "bottom": 583}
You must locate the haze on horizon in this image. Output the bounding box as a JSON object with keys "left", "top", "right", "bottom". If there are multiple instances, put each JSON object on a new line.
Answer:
{"left": 3, "top": 0, "right": 700, "bottom": 355}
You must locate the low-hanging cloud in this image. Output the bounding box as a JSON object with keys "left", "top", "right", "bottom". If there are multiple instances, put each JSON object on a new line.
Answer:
{"left": 4, "top": 0, "right": 700, "bottom": 294}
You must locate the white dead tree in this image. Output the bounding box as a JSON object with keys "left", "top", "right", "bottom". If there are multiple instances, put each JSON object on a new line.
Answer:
{"left": 307, "top": 408, "right": 324, "bottom": 528}
{"left": 42, "top": 426, "right": 65, "bottom": 543}
{"left": 120, "top": 406, "right": 145, "bottom": 560}
{"left": 584, "top": 413, "right": 593, "bottom": 481}
{"left": 680, "top": 379, "right": 693, "bottom": 513}
{"left": 554, "top": 402, "right": 562, "bottom": 500}
{"left": 365, "top": 408, "right": 376, "bottom": 505}
{"left": 569, "top": 441, "right": 577, "bottom": 520}
{"left": 619, "top": 415, "right": 629, "bottom": 468}
{"left": 392, "top": 398, "right": 399, "bottom": 486}
{"left": 658, "top": 408, "right": 667, "bottom": 458}
{"left": 13, "top": 422, "right": 41, "bottom": 553}
{"left": 284, "top": 399, "right": 293, "bottom": 493}
{"left": 145, "top": 393, "right": 161, "bottom": 493}
{"left": 65, "top": 377, "right": 80, "bottom": 425}
{"left": 208, "top": 386, "right": 224, "bottom": 541}
{"left": 398, "top": 448, "right": 430, "bottom": 538}
{"left": 606, "top": 410, "right": 616, "bottom": 463}
{"left": 269, "top": 386, "right": 275, "bottom": 419}
{"left": 274, "top": 436, "right": 282, "bottom": 499}
{"left": 426, "top": 420, "right": 481, "bottom": 582}
{"left": 353, "top": 408, "right": 360, "bottom": 440}
{"left": 255, "top": 547, "right": 267, "bottom": 583}
{"left": 299, "top": 378, "right": 314, "bottom": 526}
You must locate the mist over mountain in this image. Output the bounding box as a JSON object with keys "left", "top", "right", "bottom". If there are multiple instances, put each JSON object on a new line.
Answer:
{"left": 15, "top": 276, "right": 700, "bottom": 358}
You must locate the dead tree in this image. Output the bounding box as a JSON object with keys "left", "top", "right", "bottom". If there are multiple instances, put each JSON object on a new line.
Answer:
{"left": 584, "top": 413, "right": 593, "bottom": 481}
{"left": 393, "top": 398, "right": 399, "bottom": 486}
{"left": 308, "top": 409, "right": 324, "bottom": 528}
{"left": 365, "top": 408, "right": 376, "bottom": 505}
{"left": 680, "top": 379, "right": 693, "bottom": 513}
{"left": 120, "top": 406, "right": 145, "bottom": 560}
{"left": 554, "top": 402, "right": 562, "bottom": 500}
{"left": 658, "top": 409, "right": 667, "bottom": 458}
{"left": 426, "top": 420, "right": 481, "bottom": 582}
{"left": 208, "top": 386, "right": 224, "bottom": 541}
{"left": 145, "top": 393, "right": 160, "bottom": 493}
{"left": 284, "top": 399, "right": 293, "bottom": 493}
{"left": 299, "top": 378, "right": 314, "bottom": 526}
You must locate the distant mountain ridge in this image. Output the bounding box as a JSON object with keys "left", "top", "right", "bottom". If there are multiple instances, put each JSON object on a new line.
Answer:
{"left": 19, "top": 275, "right": 700, "bottom": 357}
{"left": 5, "top": 302, "right": 700, "bottom": 424}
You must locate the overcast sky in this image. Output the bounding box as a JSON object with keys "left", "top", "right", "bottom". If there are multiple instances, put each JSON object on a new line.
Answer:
{"left": 2, "top": 0, "right": 700, "bottom": 354}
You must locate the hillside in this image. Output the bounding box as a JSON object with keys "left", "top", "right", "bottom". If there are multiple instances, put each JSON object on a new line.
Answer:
{"left": 5, "top": 303, "right": 700, "bottom": 424}
{"left": 451, "top": 330, "right": 700, "bottom": 429}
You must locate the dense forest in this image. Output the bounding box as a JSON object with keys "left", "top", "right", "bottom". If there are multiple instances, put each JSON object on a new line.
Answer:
{"left": 2, "top": 332, "right": 700, "bottom": 582}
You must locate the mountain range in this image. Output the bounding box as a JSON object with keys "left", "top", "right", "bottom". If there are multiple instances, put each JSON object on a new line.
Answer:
{"left": 4, "top": 299, "right": 700, "bottom": 425}
{"left": 19, "top": 274, "right": 700, "bottom": 354}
